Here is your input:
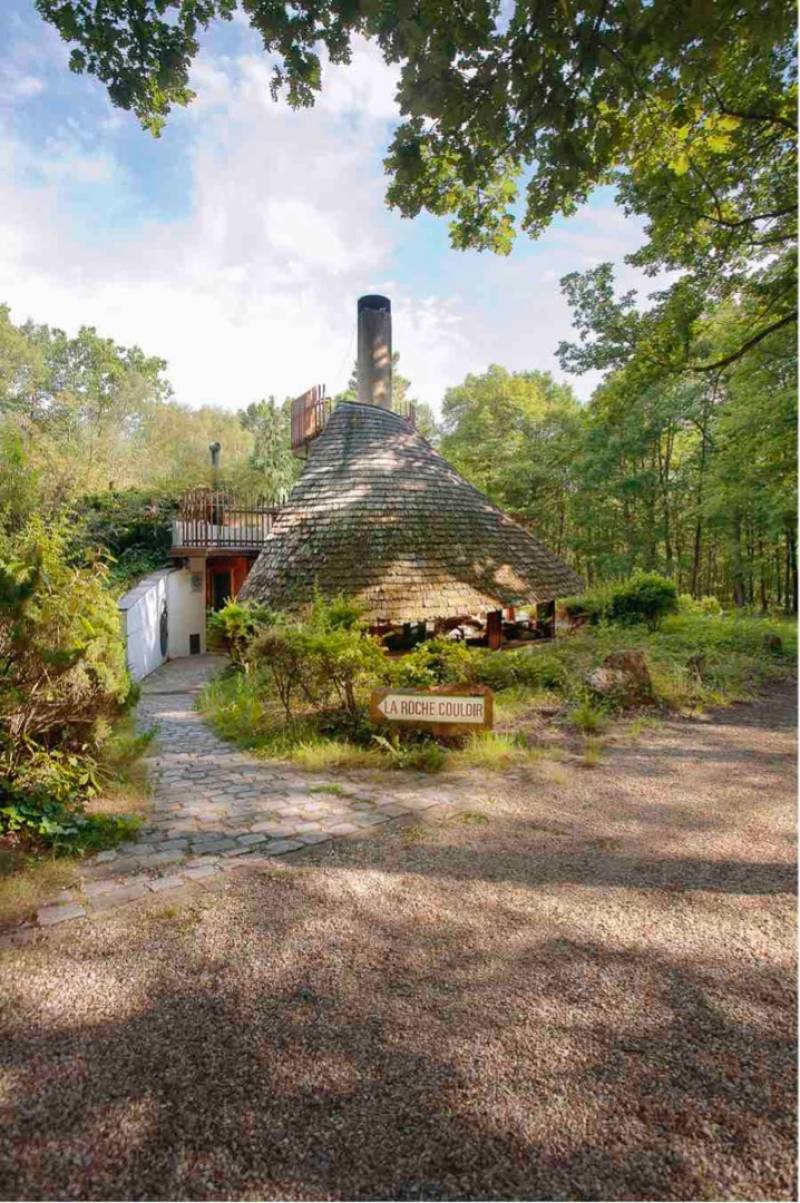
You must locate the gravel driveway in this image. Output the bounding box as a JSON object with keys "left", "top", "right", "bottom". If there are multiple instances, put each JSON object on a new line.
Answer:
{"left": 0, "top": 683, "right": 796, "bottom": 1200}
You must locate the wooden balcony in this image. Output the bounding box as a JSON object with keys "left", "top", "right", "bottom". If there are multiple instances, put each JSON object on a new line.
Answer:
{"left": 171, "top": 488, "right": 282, "bottom": 553}
{"left": 291, "top": 384, "right": 330, "bottom": 457}
{"left": 291, "top": 384, "right": 418, "bottom": 457}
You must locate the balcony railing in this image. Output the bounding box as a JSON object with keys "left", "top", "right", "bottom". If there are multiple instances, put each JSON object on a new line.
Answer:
{"left": 291, "top": 384, "right": 418, "bottom": 457}
{"left": 291, "top": 384, "right": 330, "bottom": 456}
{"left": 172, "top": 488, "right": 283, "bottom": 549}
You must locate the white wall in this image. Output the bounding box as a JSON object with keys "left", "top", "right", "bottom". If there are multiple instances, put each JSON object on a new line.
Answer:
{"left": 118, "top": 565, "right": 206, "bottom": 680}
{"left": 166, "top": 564, "right": 206, "bottom": 659}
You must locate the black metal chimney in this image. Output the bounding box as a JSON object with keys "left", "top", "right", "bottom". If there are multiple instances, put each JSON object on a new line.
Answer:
{"left": 357, "top": 295, "right": 392, "bottom": 409}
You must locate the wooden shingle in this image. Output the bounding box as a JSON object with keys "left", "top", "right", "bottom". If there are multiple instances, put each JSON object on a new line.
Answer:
{"left": 241, "top": 402, "right": 583, "bottom": 622}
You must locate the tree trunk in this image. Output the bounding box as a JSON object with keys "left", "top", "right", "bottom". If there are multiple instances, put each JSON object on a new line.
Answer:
{"left": 731, "top": 511, "right": 746, "bottom": 607}
{"left": 758, "top": 537, "right": 768, "bottom": 612}
{"left": 787, "top": 525, "right": 798, "bottom": 614}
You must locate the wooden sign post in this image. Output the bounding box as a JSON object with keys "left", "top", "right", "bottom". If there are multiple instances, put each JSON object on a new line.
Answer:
{"left": 370, "top": 684, "right": 493, "bottom": 739}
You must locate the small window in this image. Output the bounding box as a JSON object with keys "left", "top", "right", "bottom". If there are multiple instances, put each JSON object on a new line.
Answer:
{"left": 189, "top": 634, "right": 201, "bottom": 655}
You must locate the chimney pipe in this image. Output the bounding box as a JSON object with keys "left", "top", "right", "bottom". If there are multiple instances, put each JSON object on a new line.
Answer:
{"left": 357, "top": 294, "right": 392, "bottom": 409}
{"left": 209, "top": 441, "right": 221, "bottom": 487}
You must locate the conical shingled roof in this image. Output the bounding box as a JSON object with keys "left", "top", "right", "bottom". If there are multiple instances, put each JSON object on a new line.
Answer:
{"left": 241, "top": 402, "right": 583, "bottom": 623}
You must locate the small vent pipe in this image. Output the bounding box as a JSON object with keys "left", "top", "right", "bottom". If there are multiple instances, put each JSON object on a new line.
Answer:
{"left": 209, "top": 441, "right": 221, "bottom": 488}
{"left": 357, "top": 294, "right": 392, "bottom": 409}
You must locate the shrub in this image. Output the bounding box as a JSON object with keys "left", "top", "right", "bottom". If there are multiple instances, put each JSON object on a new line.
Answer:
{"left": 470, "top": 648, "right": 566, "bottom": 692}
{"left": 608, "top": 572, "right": 678, "bottom": 631}
{"left": 507, "top": 650, "right": 567, "bottom": 690}
{"left": 569, "top": 699, "right": 607, "bottom": 733}
{"left": 248, "top": 625, "right": 307, "bottom": 718}
{"left": 248, "top": 594, "right": 389, "bottom": 725}
{"left": 699, "top": 595, "right": 723, "bottom": 617}
{"left": 679, "top": 593, "right": 723, "bottom": 617}
{"left": 0, "top": 517, "right": 134, "bottom": 848}
{"left": 208, "top": 599, "right": 279, "bottom": 667}
{"left": 391, "top": 638, "right": 473, "bottom": 687}
{"left": 449, "top": 731, "right": 533, "bottom": 770}
{"left": 75, "top": 489, "right": 176, "bottom": 591}
{"left": 468, "top": 651, "right": 518, "bottom": 690}
{"left": 564, "top": 573, "right": 678, "bottom": 631}
{"left": 561, "top": 583, "right": 614, "bottom": 626}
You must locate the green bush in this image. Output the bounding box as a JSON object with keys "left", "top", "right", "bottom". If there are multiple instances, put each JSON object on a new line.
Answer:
{"left": 208, "top": 599, "right": 280, "bottom": 667}
{"left": 391, "top": 637, "right": 473, "bottom": 686}
{"left": 569, "top": 699, "right": 607, "bottom": 733}
{"left": 608, "top": 572, "right": 679, "bottom": 630}
{"left": 371, "top": 732, "right": 448, "bottom": 772}
{"left": 247, "top": 594, "right": 389, "bottom": 726}
{"left": 75, "top": 489, "right": 176, "bottom": 591}
{"left": 561, "top": 583, "right": 615, "bottom": 626}
{"left": 563, "top": 573, "right": 678, "bottom": 631}
{"left": 679, "top": 593, "right": 723, "bottom": 617}
{"left": 470, "top": 647, "right": 567, "bottom": 692}
{"left": 0, "top": 516, "right": 134, "bottom": 849}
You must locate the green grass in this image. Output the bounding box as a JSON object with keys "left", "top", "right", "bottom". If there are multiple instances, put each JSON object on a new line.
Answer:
{"left": 581, "top": 736, "right": 604, "bottom": 767}
{"left": 400, "top": 822, "right": 430, "bottom": 845}
{"left": 450, "top": 810, "right": 490, "bottom": 826}
{"left": 197, "top": 612, "right": 797, "bottom": 771}
{"left": 292, "top": 739, "right": 384, "bottom": 772}
{"left": 448, "top": 731, "right": 541, "bottom": 770}
{"left": 569, "top": 699, "right": 607, "bottom": 733}
{"left": 549, "top": 612, "right": 796, "bottom": 713}
{"left": 493, "top": 685, "right": 559, "bottom": 721}
{"left": 626, "top": 715, "right": 663, "bottom": 742}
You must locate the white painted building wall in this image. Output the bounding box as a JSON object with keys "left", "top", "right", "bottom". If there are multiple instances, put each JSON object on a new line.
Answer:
{"left": 166, "top": 563, "right": 206, "bottom": 659}
{"left": 118, "top": 564, "right": 206, "bottom": 681}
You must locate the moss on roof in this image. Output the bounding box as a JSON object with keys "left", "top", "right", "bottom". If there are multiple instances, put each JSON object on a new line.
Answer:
{"left": 241, "top": 402, "right": 583, "bottom": 622}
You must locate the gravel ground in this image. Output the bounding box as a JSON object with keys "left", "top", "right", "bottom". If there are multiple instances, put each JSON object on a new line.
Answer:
{"left": 0, "top": 683, "right": 796, "bottom": 1201}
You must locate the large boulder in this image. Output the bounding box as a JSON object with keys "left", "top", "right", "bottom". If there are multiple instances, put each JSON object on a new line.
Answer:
{"left": 587, "top": 650, "right": 654, "bottom": 709}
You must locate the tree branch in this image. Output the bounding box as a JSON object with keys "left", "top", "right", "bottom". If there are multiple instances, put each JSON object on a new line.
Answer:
{"left": 692, "top": 312, "right": 797, "bottom": 373}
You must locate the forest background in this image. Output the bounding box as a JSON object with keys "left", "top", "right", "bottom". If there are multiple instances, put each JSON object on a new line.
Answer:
{"left": 0, "top": 288, "right": 795, "bottom": 611}
{"left": 1, "top": 0, "right": 796, "bottom": 612}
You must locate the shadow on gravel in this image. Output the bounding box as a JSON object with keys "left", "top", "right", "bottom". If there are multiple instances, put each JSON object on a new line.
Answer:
{"left": 1, "top": 684, "right": 796, "bottom": 1200}
{"left": 2, "top": 845, "right": 797, "bottom": 1202}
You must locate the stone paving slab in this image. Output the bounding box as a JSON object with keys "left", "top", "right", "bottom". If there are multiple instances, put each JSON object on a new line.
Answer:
{"left": 37, "top": 902, "right": 87, "bottom": 926}
{"left": 147, "top": 875, "right": 186, "bottom": 893}
{"left": 90, "top": 883, "right": 149, "bottom": 911}
{"left": 26, "top": 656, "right": 461, "bottom": 930}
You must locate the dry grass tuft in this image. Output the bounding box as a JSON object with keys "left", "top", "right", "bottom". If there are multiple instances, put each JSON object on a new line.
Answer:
{"left": 581, "top": 736, "right": 605, "bottom": 767}
{"left": 0, "top": 848, "right": 81, "bottom": 927}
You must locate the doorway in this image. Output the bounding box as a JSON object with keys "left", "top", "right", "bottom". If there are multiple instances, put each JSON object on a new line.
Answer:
{"left": 211, "top": 569, "right": 232, "bottom": 612}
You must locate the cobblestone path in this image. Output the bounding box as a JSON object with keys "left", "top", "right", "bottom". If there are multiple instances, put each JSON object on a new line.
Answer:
{"left": 33, "top": 656, "right": 464, "bottom": 928}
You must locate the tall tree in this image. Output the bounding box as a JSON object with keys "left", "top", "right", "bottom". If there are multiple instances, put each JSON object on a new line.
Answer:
{"left": 440, "top": 366, "right": 581, "bottom": 558}
{"left": 238, "top": 396, "right": 297, "bottom": 498}
{"left": 0, "top": 304, "right": 258, "bottom": 504}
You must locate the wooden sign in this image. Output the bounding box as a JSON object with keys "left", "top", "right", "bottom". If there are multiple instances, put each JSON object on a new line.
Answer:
{"left": 370, "top": 684, "right": 493, "bottom": 736}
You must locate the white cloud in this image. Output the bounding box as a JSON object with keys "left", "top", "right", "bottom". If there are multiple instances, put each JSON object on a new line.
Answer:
{"left": 0, "top": 29, "right": 651, "bottom": 411}
{"left": 0, "top": 70, "right": 44, "bottom": 100}
{"left": 316, "top": 38, "right": 400, "bottom": 120}
{"left": 0, "top": 40, "right": 402, "bottom": 408}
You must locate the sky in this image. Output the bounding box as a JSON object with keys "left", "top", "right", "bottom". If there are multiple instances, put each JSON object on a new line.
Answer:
{"left": 0, "top": 1, "right": 649, "bottom": 413}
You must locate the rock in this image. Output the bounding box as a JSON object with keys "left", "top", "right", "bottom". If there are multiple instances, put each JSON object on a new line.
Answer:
{"left": 587, "top": 650, "right": 654, "bottom": 709}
